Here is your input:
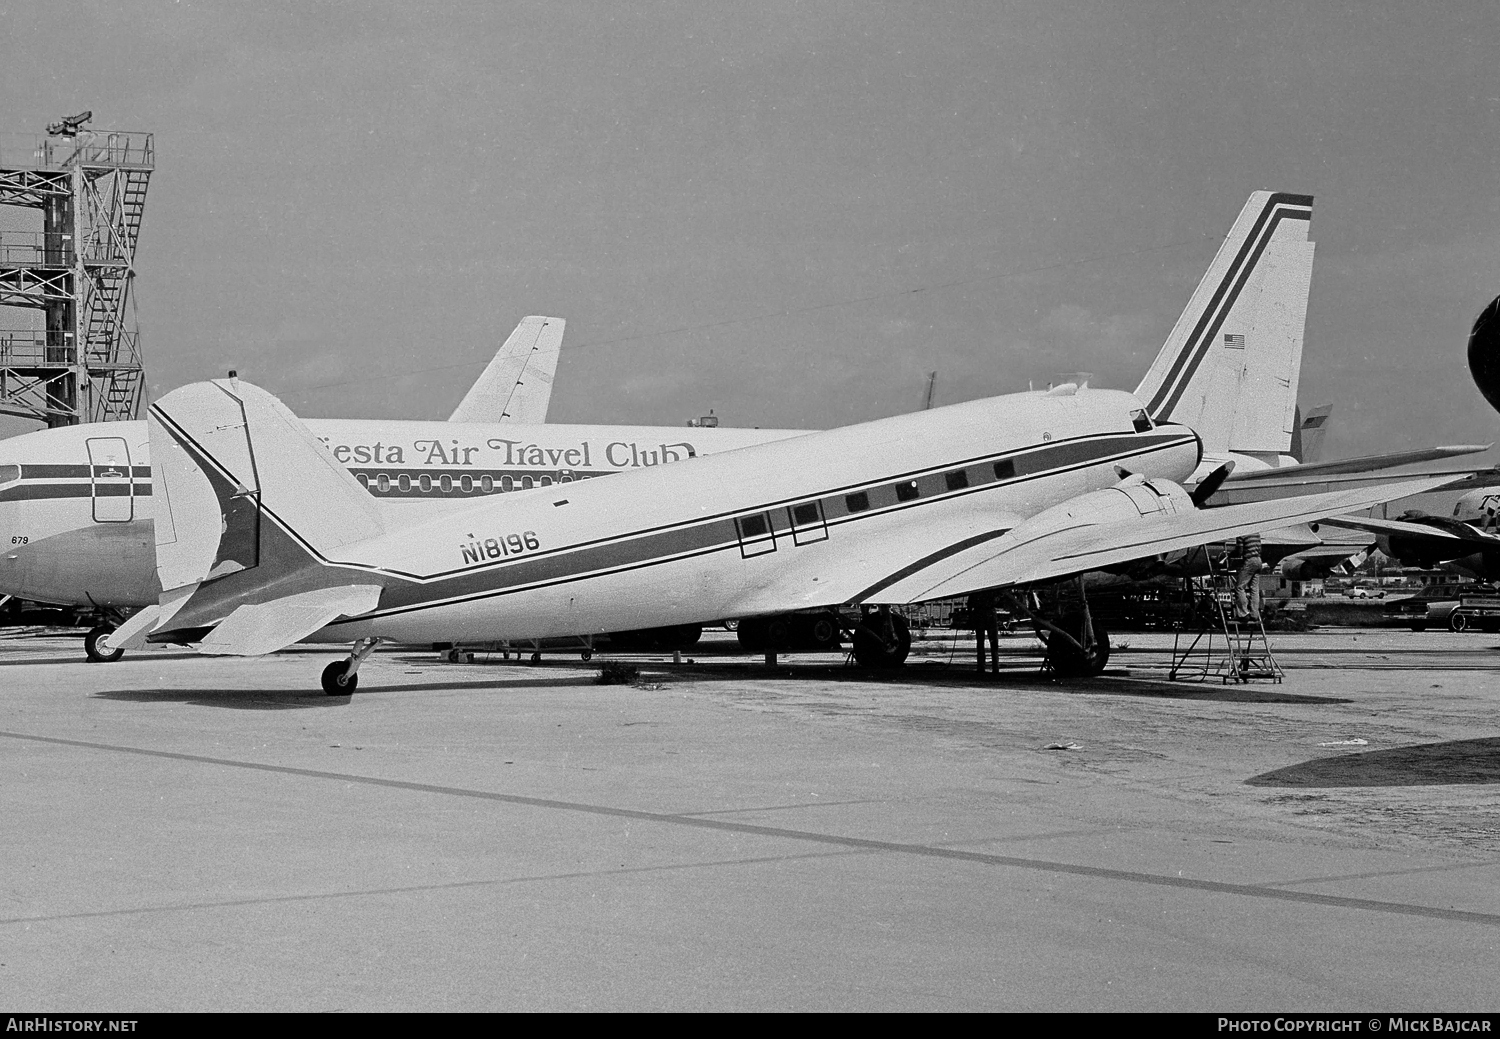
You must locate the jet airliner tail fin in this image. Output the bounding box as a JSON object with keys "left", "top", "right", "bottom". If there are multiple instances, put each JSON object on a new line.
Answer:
{"left": 448, "top": 315, "right": 565, "bottom": 424}
{"left": 1134, "top": 191, "right": 1315, "bottom": 464}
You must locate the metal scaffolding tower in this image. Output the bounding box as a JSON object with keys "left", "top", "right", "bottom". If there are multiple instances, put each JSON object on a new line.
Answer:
{"left": 0, "top": 116, "right": 153, "bottom": 426}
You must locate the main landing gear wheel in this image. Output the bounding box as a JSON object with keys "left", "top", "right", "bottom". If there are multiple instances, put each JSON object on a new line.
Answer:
{"left": 851, "top": 612, "right": 911, "bottom": 669}
{"left": 1045, "top": 610, "right": 1110, "bottom": 677}
{"left": 321, "top": 660, "right": 357, "bottom": 695}
{"left": 84, "top": 625, "right": 124, "bottom": 663}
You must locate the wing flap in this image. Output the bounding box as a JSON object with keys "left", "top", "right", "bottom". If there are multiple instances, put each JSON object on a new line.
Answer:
{"left": 195, "top": 584, "right": 382, "bottom": 657}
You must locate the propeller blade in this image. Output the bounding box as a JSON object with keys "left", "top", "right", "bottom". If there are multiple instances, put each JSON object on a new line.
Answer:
{"left": 1191, "top": 461, "right": 1237, "bottom": 507}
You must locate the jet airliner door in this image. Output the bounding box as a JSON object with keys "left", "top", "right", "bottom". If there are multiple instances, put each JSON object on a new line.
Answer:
{"left": 86, "top": 437, "right": 133, "bottom": 523}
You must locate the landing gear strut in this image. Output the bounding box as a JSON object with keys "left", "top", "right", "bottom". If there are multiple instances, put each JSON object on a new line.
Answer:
{"left": 1007, "top": 580, "right": 1111, "bottom": 678}
{"left": 849, "top": 606, "right": 911, "bottom": 668}
{"left": 322, "top": 637, "right": 380, "bottom": 695}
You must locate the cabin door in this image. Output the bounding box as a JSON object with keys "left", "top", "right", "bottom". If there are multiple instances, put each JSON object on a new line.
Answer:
{"left": 86, "top": 437, "right": 133, "bottom": 522}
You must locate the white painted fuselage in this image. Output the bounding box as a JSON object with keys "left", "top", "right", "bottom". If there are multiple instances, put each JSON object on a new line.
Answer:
{"left": 157, "top": 387, "right": 1202, "bottom": 646}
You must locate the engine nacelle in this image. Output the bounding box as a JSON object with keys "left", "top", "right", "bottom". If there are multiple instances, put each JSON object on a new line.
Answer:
{"left": 1005, "top": 474, "right": 1196, "bottom": 546}
{"left": 1467, "top": 293, "right": 1500, "bottom": 416}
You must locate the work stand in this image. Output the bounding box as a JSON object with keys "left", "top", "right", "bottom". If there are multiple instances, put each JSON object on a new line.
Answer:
{"left": 1168, "top": 564, "right": 1283, "bottom": 684}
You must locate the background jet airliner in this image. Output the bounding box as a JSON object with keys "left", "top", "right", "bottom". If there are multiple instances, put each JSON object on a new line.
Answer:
{"left": 114, "top": 375, "right": 1457, "bottom": 693}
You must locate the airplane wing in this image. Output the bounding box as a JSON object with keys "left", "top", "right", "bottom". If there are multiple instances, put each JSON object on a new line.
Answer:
{"left": 196, "top": 585, "right": 383, "bottom": 656}
{"left": 1203, "top": 445, "right": 1491, "bottom": 506}
{"left": 855, "top": 473, "right": 1459, "bottom": 605}
{"left": 1318, "top": 514, "right": 1500, "bottom": 549}
{"left": 447, "top": 316, "right": 565, "bottom": 424}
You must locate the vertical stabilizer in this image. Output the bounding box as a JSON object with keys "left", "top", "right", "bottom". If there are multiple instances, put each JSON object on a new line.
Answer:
{"left": 1134, "top": 192, "right": 1314, "bottom": 460}
{"left": 448, "top": 316, "right": 565, "bottom": 424}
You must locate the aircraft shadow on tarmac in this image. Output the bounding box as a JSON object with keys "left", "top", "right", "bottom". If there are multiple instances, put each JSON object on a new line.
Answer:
{"left": 510, "top": 656, "right": 1356, "bottom": 706}
{"left": 91, "top": 675, "right": 600, "bottom": 709}
{"left": 1246, "top": 738, "right": 1500, "bottom": 788}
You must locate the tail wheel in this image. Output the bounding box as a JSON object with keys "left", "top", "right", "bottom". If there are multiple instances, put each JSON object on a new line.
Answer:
{"left": 321, "top": 660, "right": 357, "bottom": 695}
{"left": 851, "top": 613, "right": 911, "bottom": 668}
{"left": 1046, "top": 611, "right": 1110, "bottom": 677}
{"left": 84, "top": 625, "right": 124, "bottom": 663}
{"left": 1449, "top": 612, "right": 1470, "bottom": 633}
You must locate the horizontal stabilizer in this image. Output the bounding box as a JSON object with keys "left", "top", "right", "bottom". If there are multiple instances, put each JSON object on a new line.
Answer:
{"left": 448, "top": 316, "right": 565, "bottom": 424}
{"left": 871, "top": 472, "right": 1460, "bottom": 603}
{"left": 196, "top": 585, "right": 383, "bottom": 656}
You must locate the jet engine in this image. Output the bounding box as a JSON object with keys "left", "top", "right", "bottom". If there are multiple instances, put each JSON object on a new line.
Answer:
{"left": 1466, "top": 293, "right": 1500, "bottom": 416}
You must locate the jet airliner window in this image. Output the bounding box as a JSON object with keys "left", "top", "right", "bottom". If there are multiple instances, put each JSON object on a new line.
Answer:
{"left": 398, "top": 474, "right": 411, "bottom": 492}
{"left": 419, "top": 474, "right": 433, "bottom": 493}
{"left": 439, "top": 475, "right": 453, "bottom": 493}
{"left": 460, "top": 475, "right": 473, "bottom": 493}
{"left": 739, "top": 514, "right": 769, "bottom": 538}
{"left": 994, "top": 458, "right": 1016, "bottom": 480}
{"left": 792, "top": 503, "right": 820, "bottom": 526}
{"left": 845, "top": 491, "right": 870, "bottom": 513}
{"left": 0, "top": 464, "right": 20, "bottom": 485}
{"left": 945, "top": 470, "right": 969, "bottom": 491}
{"left": 895, "top": 480, "right": 919, "bottom": 502}
{"left": 480, "top": 475, "right": 493, "bottom": 493}
{"left": 377, "top": 474, "right": 391, "bottom": 492}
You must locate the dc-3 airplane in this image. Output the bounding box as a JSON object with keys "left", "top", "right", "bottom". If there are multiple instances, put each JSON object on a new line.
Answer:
{"left": 112, "top": 366, "right": 1460, "bottom": 694}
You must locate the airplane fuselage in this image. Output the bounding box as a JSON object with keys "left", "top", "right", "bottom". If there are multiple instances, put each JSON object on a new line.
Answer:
{"left": 157, "top": 388, "right": 1203, "bottom": 645}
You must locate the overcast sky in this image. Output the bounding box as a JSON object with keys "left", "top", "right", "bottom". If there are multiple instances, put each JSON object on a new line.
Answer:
{"left": 2, "top": 1, "right": 1497, "bottom": 459}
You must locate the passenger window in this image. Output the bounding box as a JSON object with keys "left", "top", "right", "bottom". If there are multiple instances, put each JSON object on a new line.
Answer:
{"left": 460, "top": 475, "right": 473, "bottom": 493}
{"left": 895, "top": 481, "right": 919, "bottom": 502}
{"left": 0, "top": 464, "right": 20, "bottom": 485}
{"left": 845, "top": 491, "right": 870, "bottom": 513}
{"left": 739, "top": 514, "right": 769, "bottom": 538}
{"left": 398, "top": 474, "right": 411, "bottom": 492}
{"left": 792, "top": 502, "right": 820, "bottom": 525}
{"left": 945, "top": 470, "right": 969, "bottom": 491}
{"left": 994, "top": 458, "right": 1015, "bottom": 480}
{"left": 480, "top": 475, "right": 494, "bottom": 493}
{"left": 439, "top": 475, "right": 453, "bottom": 493}
{"left": 355, "top": 473, "right": 369, "bottom": 488}
{"left": 501, "top": 475, "right": 514, "bottom": 492}
{"left": 377, "top": 474, "right": 390, "bottom": 492}
{"left": 540, "top": 476, "right": 553, "bottom": 487}
{"left": 419, "top": 474, "right": 433, "bottom": 492}
{"left": 521, "top": 476, "right": 534, "bottom": 490}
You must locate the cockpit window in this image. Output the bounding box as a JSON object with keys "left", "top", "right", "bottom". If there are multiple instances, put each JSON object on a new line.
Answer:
{"left": 0, "top": 464, "right": 18, "bottom": 485}
{"left": 1130, "top": 409, "right": 1154, "bottom": 433}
